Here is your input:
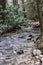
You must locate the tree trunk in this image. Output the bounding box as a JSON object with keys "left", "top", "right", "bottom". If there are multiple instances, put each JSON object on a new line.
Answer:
{"left": 13, "top": 0, "right": 18, "bottom": 6}
{"left": 22, "top": 1, "right": 25, "bottom": 11}
{"left": 36, "top": 0, "right": 43, "bottom": 38}
{"left": 0, "top": 0, "right": 6, "bottom": 9}
{"left": 0, "top": 0, "right": 6, "bottom": 23}
{"left": 3, "top": 0, "right": 6, "bottom": 10}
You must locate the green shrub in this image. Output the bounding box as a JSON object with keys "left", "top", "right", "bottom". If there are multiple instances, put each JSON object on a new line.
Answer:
{"left": 0, "top": 5, "right": 28, "bottom": 31}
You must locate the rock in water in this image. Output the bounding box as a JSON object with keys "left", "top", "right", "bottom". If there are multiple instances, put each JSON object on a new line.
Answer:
{"left": 29, "top": 35, "right": 33, "bottom": 37}
{"left": 33, "top": 49, "right": 42, "bottom": 56}
{"left": 17, "top": 50, "right": 24, "bottom": 55}
{"left": 16, "top": 49, "right": 24, "bottom": 55}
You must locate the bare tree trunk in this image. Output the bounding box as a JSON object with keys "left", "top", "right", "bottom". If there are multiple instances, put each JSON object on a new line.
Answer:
{"left": 2, "top": 0, "right": 6, "bottom": 10}
{"left": 36, "top": 0, "right": 43, "bottom": 38}
{"left": 13, "top": 0, "right": 18, "bottom": 6}
{"left": 3, "top": 0, "right": 6, "bottom": 23}
{"left": 21, "top": 0, "right": 25, "bottom": 11}
{"left": 0, "top": 0, "right": 6, "bottom": 23}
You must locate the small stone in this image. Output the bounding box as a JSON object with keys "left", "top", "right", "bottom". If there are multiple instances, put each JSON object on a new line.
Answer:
{"left": 13, "top": 51, "right": 16, "bottom": 54}
{"left": 16, "top": 48, "right": 24, "bottom": 55}
{"left": 17, "top": 49, "right": 24, "bottom": 55}
{"left": 35, "top": 56, "right": 39, "bottom": 59}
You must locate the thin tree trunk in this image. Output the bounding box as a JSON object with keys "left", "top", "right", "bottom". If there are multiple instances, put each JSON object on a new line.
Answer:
{"left": 36, "top": 0, "right": 43, "bottom": 37}
{"left": 0, "top": 0, "right": 6, "bottom": 23}
{"left": 13, "top": 0, "right": 18, "bottom": 6}
{"left": 0, "top": 0, "right": 6, "bottom": 9}
{"left": 2, "top": 0, "right": 6, "bottom": 10}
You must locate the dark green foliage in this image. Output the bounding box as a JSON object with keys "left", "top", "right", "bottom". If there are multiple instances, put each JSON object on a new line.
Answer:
{"left": 0, "top": 5, "right": 3, "bottom": 16}
{"left": 0, "top": 5, "right": 3, "bottom": 23}
{"left": 0, "top": 5, "right": 28, "bottom": 31}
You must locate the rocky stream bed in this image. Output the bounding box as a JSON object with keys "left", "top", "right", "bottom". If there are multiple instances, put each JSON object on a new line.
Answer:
{"left": 0, "top": 22, "right": 43, "bottom": 65}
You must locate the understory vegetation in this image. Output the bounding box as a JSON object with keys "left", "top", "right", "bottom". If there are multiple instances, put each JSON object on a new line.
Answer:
{"left": 0, "top": 5, "right": 28, "bottom": 31}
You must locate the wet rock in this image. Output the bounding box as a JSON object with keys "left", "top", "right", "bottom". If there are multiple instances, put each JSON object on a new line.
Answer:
{"left": 29, "top": 35, "right": 34, "bottom": 38}
{"left": 33, "top": 49, "right": 42, "bottom": 56}
{"left": 31, "top": 38, "right": 36, "bottom": 42}
{"left": 29, "top": 35, "right": 32, "bottom": 37}
{"left": 24, "top": 48, "right": 32, "bottom": 57}
{"left": 33, "top": 25, "right": 40, "bottom": 28}
{"left": 16, "top": 48, "right": 24, "bottom": 55}
{"left": 27, "top": 37, "right": 31, "bottom": 40}
{"left": 35, "top": 61, "right": 40, "bottom": 65}
{"left": 17, "top": 50, "right": 24, "bottom": 55}
{"left": 13, "top": 51, "right": 17, "bottom": 54}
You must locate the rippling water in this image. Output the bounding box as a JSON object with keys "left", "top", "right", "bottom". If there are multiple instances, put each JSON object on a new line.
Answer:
{"left": 0, "top": 26, "right": 40, "bottom": 65}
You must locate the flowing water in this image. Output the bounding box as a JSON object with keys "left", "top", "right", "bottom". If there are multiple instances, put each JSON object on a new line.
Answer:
{"left": 0, "top": 25, "right": 41, "bottom": 65}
